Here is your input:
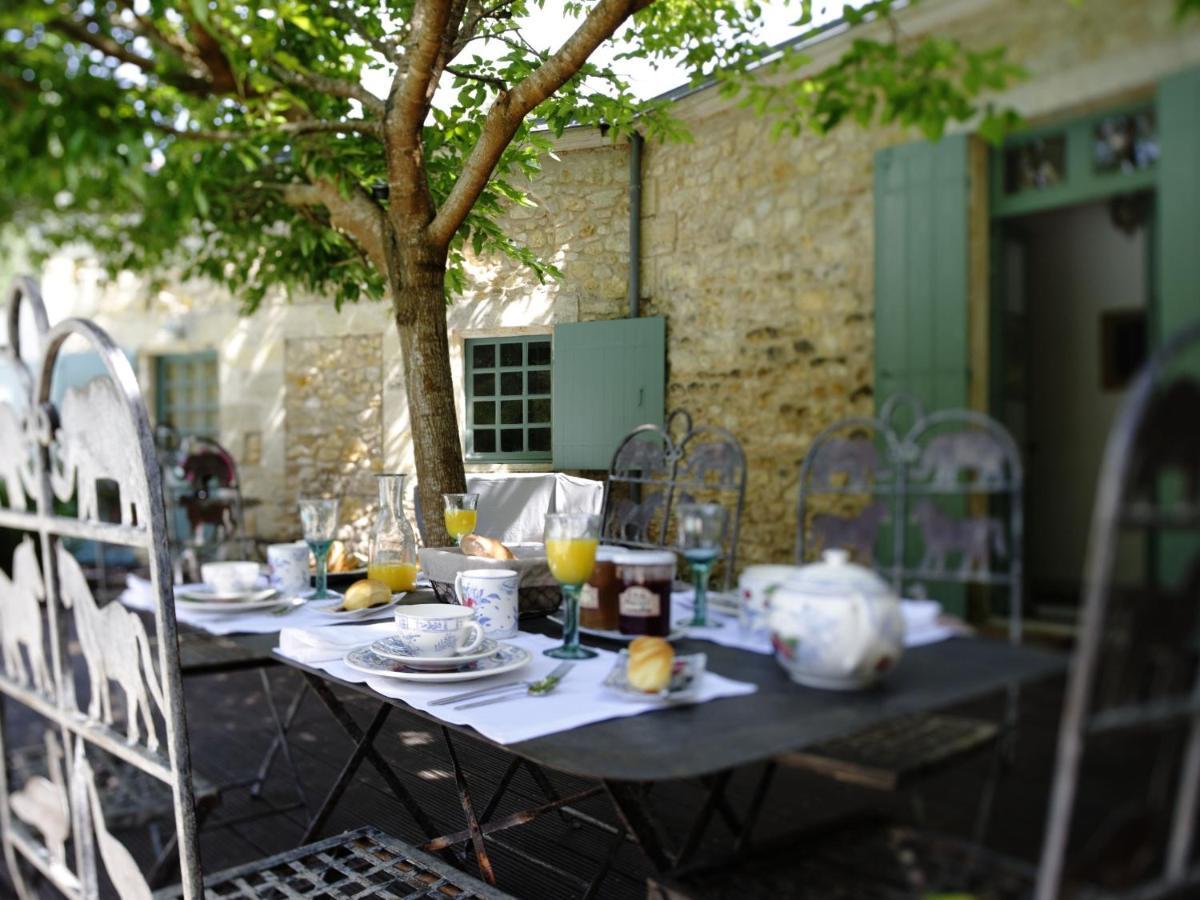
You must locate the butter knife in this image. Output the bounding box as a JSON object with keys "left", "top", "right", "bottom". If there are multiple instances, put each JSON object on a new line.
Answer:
{"left": 453, "top": 664, "right": 574, "bottom": 710}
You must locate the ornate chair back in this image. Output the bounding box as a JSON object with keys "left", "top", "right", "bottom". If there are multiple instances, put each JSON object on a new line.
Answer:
{"left": 1036, "top": 322, "right": 1200, "bottom": 900}
{"left": 0, "top": 278, "right": 201, "bottom": 898}
{"left": 601, "top": 409, "right": 747, "bottom": 591}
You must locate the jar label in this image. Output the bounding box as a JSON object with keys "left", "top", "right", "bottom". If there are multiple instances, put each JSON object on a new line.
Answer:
{"left": 580, "top": 584, "right": 600, "bottom": 609}
{"left": 620, "top": 585, "right": 660, "bottom": 617}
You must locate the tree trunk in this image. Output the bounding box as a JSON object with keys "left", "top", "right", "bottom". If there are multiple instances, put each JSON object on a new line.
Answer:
{"left": 391, "top": 240, "right": 466, "bottom": 547}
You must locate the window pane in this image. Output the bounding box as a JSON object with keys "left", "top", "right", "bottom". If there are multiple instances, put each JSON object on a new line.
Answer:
{"left": 473, "top": 372, "right": 495, "bottom": 397}
{"left": 500, "top": 372, "right": 522, "bottom": 396}
{"left": 500, "top": 429, "right": 523, "bottom": 453}
{"left": 473, "top": 401, "right": 495, "bottom": 425}
{"left": 528, "top": 398, "right": 550, "bottom": 423}
{"left": 472, "top": 343, "right": 495, "bottom": 369}
{"left": 500, "top": 400, "right": 523, "bottom": 424}
{"left": 528, "top": 370, "right": 550, "bottom": 395}
{"left": 1004, "top": 135, "right": 1066, "bottom": 195}
{"left": 473, "top": 429, "right": 496, "bottom": 453}
{"left": 1094, "top": 110, "right": 1158, "bottom": 174}
{"left": 528, "top": 341, "right": 551, "bottom": 366}
{"left": 500, "top": 342, "right": 523, "bottom": 367}
{"left": 529, "top": 427, "right": 551, "bottom": 453}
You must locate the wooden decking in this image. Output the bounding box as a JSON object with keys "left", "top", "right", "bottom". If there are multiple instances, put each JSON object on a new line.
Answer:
{"left": 0, "top": 650, "right": 1175, "bottom": 898}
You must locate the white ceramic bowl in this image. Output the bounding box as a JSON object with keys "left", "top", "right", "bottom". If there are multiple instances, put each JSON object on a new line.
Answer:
{"left": 201, "top": 561, "right": 261, "bottom": 595}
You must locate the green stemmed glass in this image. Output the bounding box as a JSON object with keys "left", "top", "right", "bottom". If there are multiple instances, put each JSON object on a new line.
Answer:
{"left": 299, "top": 497, "right": 340, "bottom": 600}
{"left": 544, "top": 512, "right": 601, "bottom": 659}
{"left": 677, "top": 502, "right": 727, "bottom": 628}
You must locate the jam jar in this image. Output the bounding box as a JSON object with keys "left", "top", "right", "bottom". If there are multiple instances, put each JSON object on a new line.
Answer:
{"left": 580, "top": 546, "right": 621, "bottom": 632}
{"left": 615, "top": 550, "right": 676, "bottom": 636}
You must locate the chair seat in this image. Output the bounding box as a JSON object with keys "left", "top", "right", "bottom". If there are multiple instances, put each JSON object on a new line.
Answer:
{"left": 776, "top": 712, "right": 1000, "bottom": 791}
{"left": 648, "top": 821, "right": 1036, "bottom": 900}
{"left": 154, "top": 827, "right": 514, "bottom": 899}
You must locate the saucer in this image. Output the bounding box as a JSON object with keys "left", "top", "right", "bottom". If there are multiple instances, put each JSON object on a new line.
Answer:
{"left": 369, "top": 637, "right": 500, "bottom": 670}
{"left": 343, "top": 644, "right": 531, "bottom": 683}
{"left": 602, "top": 650, "right": 707, "bottom": 703}
{"left": 310, "top": 594, "right": 404, "bottom": 620}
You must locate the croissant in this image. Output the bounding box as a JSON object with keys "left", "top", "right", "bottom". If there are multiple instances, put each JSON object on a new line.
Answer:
{"left": 460, "top": 533, "right": 516, "bottom": 560}
{"left": 627, "top": 636, "right": 674, "bottom": 693}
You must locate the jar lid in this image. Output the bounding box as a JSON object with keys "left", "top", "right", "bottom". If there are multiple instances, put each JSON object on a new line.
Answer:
{"left": 612, "top": 549, "right": 677, "bottom": 567}
{"left": 594, "top": 545, "right": 623, "bottom": 562}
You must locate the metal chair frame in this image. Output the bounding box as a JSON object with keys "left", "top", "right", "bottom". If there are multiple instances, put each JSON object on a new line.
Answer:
{"left": 601, "top": 409, "right": 748, "bottom": 591}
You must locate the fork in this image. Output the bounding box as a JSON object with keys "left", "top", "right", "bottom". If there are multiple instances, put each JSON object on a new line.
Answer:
{"left": 270, "top": 598, "right": 307, "bottom": 616}
{"left": 454, "top": 664, "right": 574, "bottom": 710}
{"left": 429, "top": 662, "right": 573, "bottom": 707}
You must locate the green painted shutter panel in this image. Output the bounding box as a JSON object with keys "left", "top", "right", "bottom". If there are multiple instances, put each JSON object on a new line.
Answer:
{"left": 552, "top": 317, "right": 665, "bottom": 469}
{"left": 1157, "top": 67, "right": 1200, "bottom": 343}
{"left": 874, "top": 135, "right": 971, "bottom": 414}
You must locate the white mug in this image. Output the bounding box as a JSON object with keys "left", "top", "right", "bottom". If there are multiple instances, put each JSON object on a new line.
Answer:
{"left": 267, "top": 542, "right": 310, "bottom": 597}
{"left": 454, "top": 568, "right": 519, "bottom": 639}
{"left": 392, "top": 604, "right": 485, "bottom": 657}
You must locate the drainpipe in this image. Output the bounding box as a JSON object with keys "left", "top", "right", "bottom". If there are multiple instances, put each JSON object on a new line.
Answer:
{"left": 628, "top": 131, "right": 644, "bottom": 319}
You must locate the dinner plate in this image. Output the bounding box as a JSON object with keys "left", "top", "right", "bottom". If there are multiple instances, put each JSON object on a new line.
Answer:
{"left": 368, "top": 637, "right": 500, "bottom": 670}
{"left": 548, "top": 614, "right": 685, "bottom": 643}
{"left": 344, "top": 644, "right": 531, "bottom": 683}
{"left": 313, "top": 567, "right": 369, "bottom": 590}
{"left": 175, "top": 586, "right": 279, "bottom": 605}
{"left": 309, "top": 594, "right": 404, "bottom": 621}
{"left": 175, "top": 590, "right": 286, "bottom": 614}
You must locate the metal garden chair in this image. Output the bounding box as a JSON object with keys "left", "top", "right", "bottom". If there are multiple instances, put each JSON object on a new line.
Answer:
{"left": 654, "top": 323, "right": 1200, "bottom": 900}
{"left": 601, "top": 409, "right": 747, "bottom": 591}
{"left": 778, "top": 396, "right": 1023, "bottom": 840}
{"left": 0, "top": 278, "right": 511, "bottom": 899}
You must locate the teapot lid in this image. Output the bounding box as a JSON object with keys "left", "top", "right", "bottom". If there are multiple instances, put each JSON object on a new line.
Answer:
{"left": 783, "top": 549, "right": 893, "bottom": 597}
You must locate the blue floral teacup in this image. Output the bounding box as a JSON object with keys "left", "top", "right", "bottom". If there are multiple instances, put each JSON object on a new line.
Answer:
{"left": 454, "top": 568, "right": 519, "bottom": 639}
{"left": 392, "top": 604, "right": 485, "bottom": 658}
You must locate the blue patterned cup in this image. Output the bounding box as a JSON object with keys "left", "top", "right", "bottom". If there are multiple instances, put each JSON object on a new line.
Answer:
{"left": 453, "top": 568, "right": 519, "bottom": 639}
{"left": 267, "top": 542, "right": 311, "bottom": 597}
{"left": 392, "top": 604, "right": 485, "bottom": 658}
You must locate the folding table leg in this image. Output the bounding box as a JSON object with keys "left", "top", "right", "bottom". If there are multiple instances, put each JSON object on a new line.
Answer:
{"left": 735, "top": 760, "right": 775, "bottom": 853}
{"left": 250, "top": 673, "right": 309, "bottom": 806}
{"left": 676, "top": 770, "right": 733, "bottom": 868}
{"left": 302, "top": 702, "right": 392, "bottom": 843}
{"left": 302, "top": 675, "right": 444, "bottom": 841}
{"left": 603, "top": 780, "right": 674, "bottom": 872}
{"left": 441, "top": 726, "right": 497, "bottom": 885}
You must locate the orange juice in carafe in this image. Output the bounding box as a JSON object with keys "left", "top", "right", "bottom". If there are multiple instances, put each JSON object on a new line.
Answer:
{"left": 367, "top": 561, "right": 418, "bottom": 592}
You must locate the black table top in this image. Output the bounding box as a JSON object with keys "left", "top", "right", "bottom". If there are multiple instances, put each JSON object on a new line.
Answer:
{"left": 268, "top": 619, "right": 1066, "bottom": 784}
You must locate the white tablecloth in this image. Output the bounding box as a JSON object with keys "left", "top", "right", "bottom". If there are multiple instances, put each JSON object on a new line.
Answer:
{"left": 118, "top": 575, "right": 405, "bottom": 636}
{"left": 276, "top": 626, "right": 756, "bottom": 745}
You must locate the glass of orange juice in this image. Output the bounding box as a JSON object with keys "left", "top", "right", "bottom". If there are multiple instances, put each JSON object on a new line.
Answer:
{"left": 443, "top": 493, "right": 480, "bottom": 545}
{"left": 544, "top": 512, "right": 601, "bottom": 659}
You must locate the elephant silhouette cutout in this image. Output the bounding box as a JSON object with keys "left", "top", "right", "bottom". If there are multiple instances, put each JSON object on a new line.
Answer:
{"left": 809, "top": 437, "right": 880, "bottom": 489}
{"left": 0, "top": 401, "right": 34, "bottom": 509}
{"left": 913, "top": 432, "right": 1008, "bottom": 487}
{"left": 52, "top": 378, "right": 148, "bottom": 527}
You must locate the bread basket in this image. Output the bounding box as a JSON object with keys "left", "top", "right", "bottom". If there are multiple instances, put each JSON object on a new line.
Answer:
{"left": 419, "top": 543, "right": 561, "bottom": 617}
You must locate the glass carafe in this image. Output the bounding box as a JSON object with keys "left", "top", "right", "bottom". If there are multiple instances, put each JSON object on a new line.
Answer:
{"left": 368, "top": 474, "right": 418, "bottom": 593}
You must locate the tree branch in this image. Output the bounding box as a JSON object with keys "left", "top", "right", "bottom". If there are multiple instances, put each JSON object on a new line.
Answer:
{"left": 428, "top": 0, "right": 646, "bottom": 247}
{"left": 162, "top": 120, "right": 382, "bottom": 141}
{"left": 281, "top": 180, "right": 388, "bottom": 272}
{"left": 270, "top": 65, "right": 386, "bottom": 117}
{"left": 445, "top": 64, "right": 506, "bottom": 89}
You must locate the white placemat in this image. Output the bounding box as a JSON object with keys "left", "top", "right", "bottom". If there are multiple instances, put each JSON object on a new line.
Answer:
{"left": 672, "top": 592, "right": 962, "bottom": 654}
{"left": 119, "top": 575, "right": 404, "bottom": 636}
{"left": 276, "top": 626, "right": 757, "bottom": 745}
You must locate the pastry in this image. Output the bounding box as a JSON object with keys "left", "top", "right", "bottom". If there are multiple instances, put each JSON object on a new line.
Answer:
{"left": 460, "top": 533, "right": 516, "bottom": 560}
{"left": 626, "top": 636, "right": 674, "bottom": 693}
{"left": 343, "top": 578, "right": 391, "bottom": 611}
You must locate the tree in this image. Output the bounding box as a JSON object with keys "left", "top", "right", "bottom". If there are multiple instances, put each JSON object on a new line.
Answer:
{"left": 1, "top": 0, "right": 1031, "bottom": 541}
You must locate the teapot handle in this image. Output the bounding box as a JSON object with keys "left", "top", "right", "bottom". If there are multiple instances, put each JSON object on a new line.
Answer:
{"left": 843, "top": 591, "right": 878, "bottom": 675}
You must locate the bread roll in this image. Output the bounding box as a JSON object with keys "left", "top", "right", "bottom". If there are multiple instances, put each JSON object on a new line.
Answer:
{"left": 460, "top": 534, "right": 516, "bottom": 560}
{"left": 343, "top": 578, "right": 391, "bottom": 610}
{"left": 627, "top": 636, "right": 674, "bottom": 693}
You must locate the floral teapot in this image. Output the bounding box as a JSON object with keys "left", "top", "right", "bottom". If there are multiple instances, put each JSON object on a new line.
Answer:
{"left": 767, "top": 549, "right": 904, "bottom": 690}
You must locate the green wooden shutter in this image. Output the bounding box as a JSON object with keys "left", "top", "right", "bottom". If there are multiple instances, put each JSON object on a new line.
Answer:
{"left": 552, "top": 317, "right": 665, "bottom": 469}
{"left": 874, "top": 135, "right": 971, "bottom": 414}
{"left": 1156, "top": 67, "right": 1200, "bottom": 586}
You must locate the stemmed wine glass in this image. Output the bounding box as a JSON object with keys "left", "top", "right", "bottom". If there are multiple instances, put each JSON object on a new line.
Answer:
{"left": 443, "top": 493, "right": 480, "bottom": 546}
{"left": 544, "top": 512, "right": 601, "bottom": 659}
{"left": 300, "top": 497, "right": 340, "bottom": 600}
{"left": 677, "top": 502, "right": 727, "bottom": 628}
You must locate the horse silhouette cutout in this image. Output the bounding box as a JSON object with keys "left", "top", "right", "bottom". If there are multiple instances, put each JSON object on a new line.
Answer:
{"left": 911, "top": 501, "right": 1008, "bottom": 575}
{"left": 10, "top": 732, "right": 70, "bottom": 867}
{"left": 57, "top": 545, "right": 165, "bottom": 750}
{"left": 0, "top": 537, "right": 53, "bottom": 696}
{"left": 606, "top": 492, "right": 666, "bottom": 543}
{"left": 72, "top": 744, "right": 153, "bottom": 900}
{"left": 0, "top": 401, "right": 34, "bottom": 509}
{"left": 810, "top": 501, "right": 889, "bottom": 565}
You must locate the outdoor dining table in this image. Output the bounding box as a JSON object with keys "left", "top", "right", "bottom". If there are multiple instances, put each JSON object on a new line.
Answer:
{"left": 258, "top": 617, "right": 1065, "bottom": 889}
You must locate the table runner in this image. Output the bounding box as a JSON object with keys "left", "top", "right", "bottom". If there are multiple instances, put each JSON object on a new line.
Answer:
{"left": 119, "top": 575, "right": 403, "bottom": 636}
{"left": 276, "top": 625, "right": 757, "bottom": 745}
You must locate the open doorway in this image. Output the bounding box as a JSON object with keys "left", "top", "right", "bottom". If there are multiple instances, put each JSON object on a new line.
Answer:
{"left": 995, "top": 192, "right": 1153, "bottom": 626}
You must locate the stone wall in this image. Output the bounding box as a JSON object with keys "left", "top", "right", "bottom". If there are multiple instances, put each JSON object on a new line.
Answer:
{"left": 15, "top": 0, "right": 1200, "bottom": 568}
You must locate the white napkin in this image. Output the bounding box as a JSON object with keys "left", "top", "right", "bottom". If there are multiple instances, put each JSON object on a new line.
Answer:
{"left": 672, "top": 591, "right": 960, "bottom": 654}
{"left": 275, "top": 628, "right": 757, "bottom": 745}
{"left": 118, "top": 575, "right": 401, "bottom": 636}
